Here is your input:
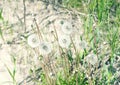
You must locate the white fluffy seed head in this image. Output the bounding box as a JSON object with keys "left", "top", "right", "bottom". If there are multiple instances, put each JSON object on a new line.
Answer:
{"left": 61, "top": 21, "right": 73, "bottom": 35}
{"left": 27, "top": 34, "right": 40, "bottom": 48}
{"left": 39, "top": 42, "right": 52, "bottom": 55}
{"left": 85, "top": 53, "right": 98, "bottom": 65}
{"left": 75, "top": 40, "right": 88, "bottom": 51}
{"left": 58, "top": 35, "right": 71, "bottom": 48}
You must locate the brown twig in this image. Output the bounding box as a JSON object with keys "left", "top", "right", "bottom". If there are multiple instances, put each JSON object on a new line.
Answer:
{"left": 33, "top": 18, "right": 43, "bottom": 41}
{"left": 23, "top": 0, "right": 26, "bottom": 32}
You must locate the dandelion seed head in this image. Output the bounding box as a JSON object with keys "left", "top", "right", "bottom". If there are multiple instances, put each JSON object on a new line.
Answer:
{"left": 77, "top": 40, "right": 88, "bottom": 50}
{"left": 114, "top": 81, "right": 120, "bottom": 85}
{"left": 27, "top": 34, "right": 40, "bottom": 48}
{"left": 74, "top": 37, "right": 88, "bottom": 52}
{"left": 61, "top": 21, "right": 73, "bottom": 35}
{"left": 58, "top": 35, "right": 71, "bottom": 48}
{"left": 85, "top": 53, "right": 98, "bottom": 65}
{"left": 39, "top": 42, "right": 52, "bottom": 55}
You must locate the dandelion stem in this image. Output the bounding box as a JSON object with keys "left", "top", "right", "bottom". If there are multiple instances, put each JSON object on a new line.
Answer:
{"left": 34, "top": 18, "right": 43, "bottom": 41}
{"left": 23, "top": 0, "right": 26, "bottom": 32}
{"left": 70, "top": 35, "right": 77, "bottom": 53}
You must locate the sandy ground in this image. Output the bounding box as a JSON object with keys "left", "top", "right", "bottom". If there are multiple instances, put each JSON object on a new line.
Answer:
{"left": 0, "top": 45, "right": 12, "bottom": 85}
{"left": 0, "top": 0, "right": 46, "bottom": 84}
